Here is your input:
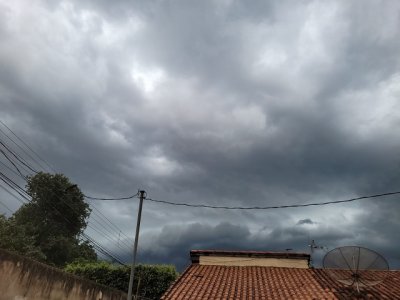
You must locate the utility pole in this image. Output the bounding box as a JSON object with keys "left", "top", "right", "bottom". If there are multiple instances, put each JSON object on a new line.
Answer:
{"left": 127, "top": 190, "right": 145, "bottom": 300}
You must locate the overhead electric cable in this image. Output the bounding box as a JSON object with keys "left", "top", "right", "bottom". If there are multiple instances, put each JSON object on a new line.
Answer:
{"left": 34, "top": 192, "right": 127, "bottom": 264}
{"left": 90, "top": 204, "right": 134, "bottom": 245}
{"left": 82, "top": 233, "right": 126, "bottom": 265}
{"left": 0, "top": 148, "right": 26, "bottom": 178}
{"left": 0, "top": 140, "right": 38, "bottom": 174}
{"left": 0, "top": 182, "right": 27, "bottom": 205}
{"left": 0, "top": 159, "right": 27, "bottom": 180}
{"left": 84, "top": 192, "right": 139, "bottom": 200}
{"left": 0, "top": 125, "right": 49, "bottom": 171}
{"left": 45, "top": 200, "right": 130, "bottom": 262}
{"left": 47, "top": 186, "right": 134, "bottom": 254}
{"left": 144, "top": 191, "right": 400, "bottom": 210}
{"left": 0, "top": 120, "right": 56, "bottom": 172}
{"left": 0, "top": 134, "right": 134, "bottom": 253}
{"left": 84, "top": 208, "right": 134, "bottom": 250}
{"left": 0, "top": 139, "right": 38, "bottom": 173}
{"left": 65, "top": 185, "right": 135, "bottom": 246}
{"left": 0, "top": 172, "right": 30, "bottom": 202}
{"left": 85, "top": 220, "right": 133, "bottom": 254}
{"left": 0, "top": 166, "right": 126, "bottom": 262}
{"left": 0, "top": 171, "right": 28, "bottom": 193}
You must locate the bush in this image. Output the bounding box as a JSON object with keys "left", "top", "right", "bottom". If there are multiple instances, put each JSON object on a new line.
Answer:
{"left": 65, "top": 261, "right": 178, "bottom": 299}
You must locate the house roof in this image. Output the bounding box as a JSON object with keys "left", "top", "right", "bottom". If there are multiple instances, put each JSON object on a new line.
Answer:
{"left": 161, "top": 264, "right": 400, "bottom": 299}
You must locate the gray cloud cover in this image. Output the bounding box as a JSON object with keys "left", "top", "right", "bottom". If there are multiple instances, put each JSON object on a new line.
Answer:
{"left": 0, "top": 0, "right": 399, "bottom": 270}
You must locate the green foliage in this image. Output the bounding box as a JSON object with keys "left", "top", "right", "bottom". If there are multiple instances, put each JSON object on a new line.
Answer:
{"left": 2, "top": 172, "right": 96, "bottom": 266}
{"left": 0, "top": 214, "right": 45, "bottom": 260}
{"left": 65, "top": 261, "right": 178, "bottom": 299}
{"left": 16, "top": 172, "right": 90, "bottom": 238}
{"left": 71, "top": 240, "right": 98, "bottom": 262}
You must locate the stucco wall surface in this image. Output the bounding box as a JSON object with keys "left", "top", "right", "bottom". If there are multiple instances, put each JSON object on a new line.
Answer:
{"left": 0, "top": 248, "right": 126, "bottom": 300}
{"left": 199, "top": 256, "right": 309, "bottom": 268}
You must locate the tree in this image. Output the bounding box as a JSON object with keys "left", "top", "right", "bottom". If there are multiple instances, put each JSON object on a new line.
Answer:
{"left": 10, "top": 172, "right": 97, "bottom": 266}
{"left": 0, "top": 214, "right": 45, "bottom": 261}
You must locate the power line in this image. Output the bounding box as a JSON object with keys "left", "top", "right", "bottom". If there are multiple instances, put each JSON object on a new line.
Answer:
{"left": 0, "top": 172, "right": 127, "bottom": 263}
{"left": 0, "top": 172, "right": 30, "bottom": 203}
{"left": 144, "top": 191, "right": 400, "bottom": 210}
{"left": 32, "top": 188, "right": 127, "bottom": 264}
{"left": 0, "top": 139, "right": 38, "bottom": 174}
{"left": 0, "top": 132, "right": 134, "bottom": 254}
{"left": 0, "top": 120, "right": 56, "bottom": 173}
{"left": 0, "top": 140, "right": 37, "bottom": 177}
{"left": 0, "top": 147, "right": 26, "bottom": 179}
{"left": 44, "top": 196, "right": 130, "bottom": 262}
{"left": 84, "top": 192, "right": 139, "bottom": 200}
{"left": 0, "top": 182, "right": 27, "bottom": 205}
{"left": 0, "top": 173, "right": 118, "bottom": 250}
{"left": 90, "top": 204, "right": 134, "bottom": 246}
{"left": 44, "top": 185, "right": 134, "bottom": 255}
{"left": 85, "top": 220, "right": 133, "bottom": 255}
{"left": 66, "top": 186, "right": 135, "bottom": 246}
{"left": 0, "top": 159, "right": 27, "bottom": 180}
{"left": 84, "top": 207, "right": 134, "bottom": 250}
{"left": 0, "top": 136, "right": 129, "bottom": 264}
{"left": 0, "top": 125, "right": 49, "bottom": 171}
{"left": 0, "top": 122, "right": 135, "bottom": 248}
{"left": 82, "top": 233, "right": 126, "bottom": 265}
{"left": 0, "top": 171, "right": 29, "bottom": 195}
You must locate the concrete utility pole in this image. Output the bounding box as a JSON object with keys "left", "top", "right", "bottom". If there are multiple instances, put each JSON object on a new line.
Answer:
{"left": 127, "top": 190, "right": 145, "bottom": 300}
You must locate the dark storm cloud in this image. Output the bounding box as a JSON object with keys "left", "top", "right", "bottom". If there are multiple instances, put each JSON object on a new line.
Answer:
{"left": 135, "top": 208, "right": 400, "bottom": 271}
{"left": 1, "top": 0, "right": 400, "bottom": 269}
{"left": 297, "top": 219, "right": 315, "bottom": 225}
{"left": 133, "top": 219, "right": 356, "bottom": 271}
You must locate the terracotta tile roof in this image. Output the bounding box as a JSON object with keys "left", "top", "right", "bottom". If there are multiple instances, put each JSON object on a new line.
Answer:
{"left": 161, "top": 265, "right": 400, "bottom": 299}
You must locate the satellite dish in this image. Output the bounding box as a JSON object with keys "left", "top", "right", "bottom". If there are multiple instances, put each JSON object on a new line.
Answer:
{"left": 323, "top": 246, "right": 389, "bottom": 293}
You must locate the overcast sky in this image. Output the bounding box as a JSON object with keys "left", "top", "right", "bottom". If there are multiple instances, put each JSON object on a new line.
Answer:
{"left": 0, "top": 0, "right": 399, "bottom": 271}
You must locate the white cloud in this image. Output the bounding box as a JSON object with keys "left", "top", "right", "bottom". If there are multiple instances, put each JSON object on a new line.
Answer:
{"left": 131, "top": 64, "right": 166, "bottom": 94}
